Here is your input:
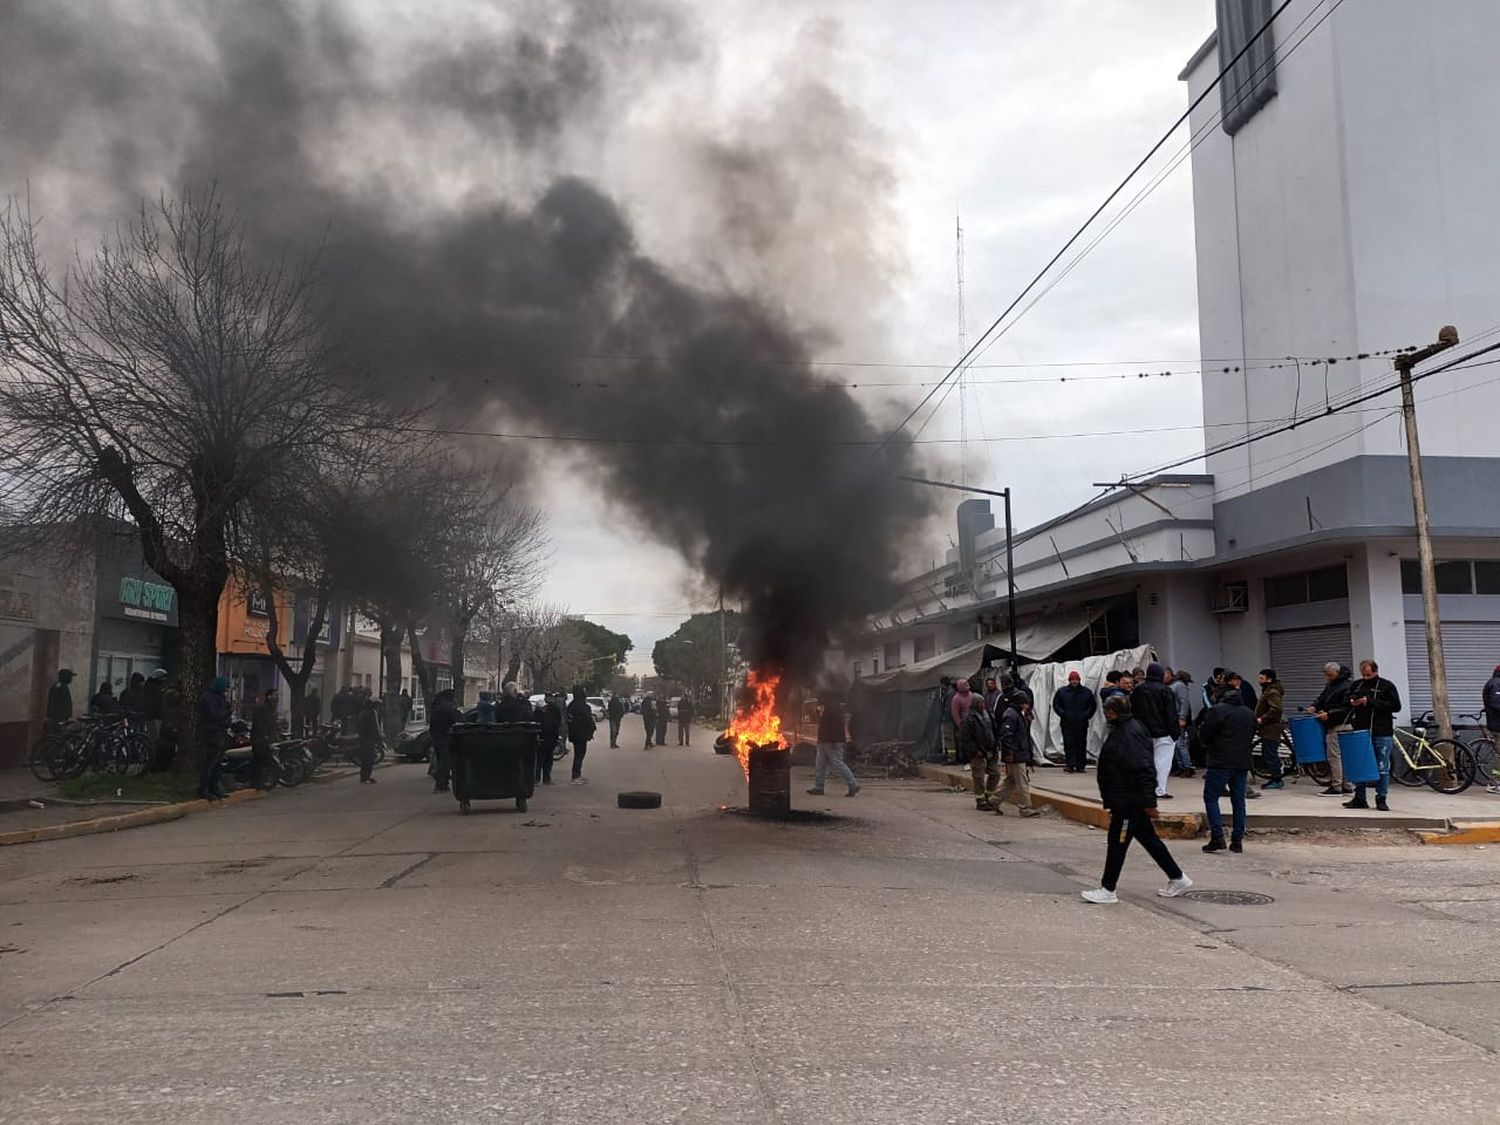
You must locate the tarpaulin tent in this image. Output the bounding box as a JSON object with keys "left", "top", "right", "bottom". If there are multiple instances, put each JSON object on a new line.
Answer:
{"left": 1020, "top": 645, "right": 1153, "bottom": 763}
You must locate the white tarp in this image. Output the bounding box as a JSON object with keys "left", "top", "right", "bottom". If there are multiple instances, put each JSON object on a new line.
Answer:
{"left": 1020, "top": 645, "right": 1153, "bottom": 762}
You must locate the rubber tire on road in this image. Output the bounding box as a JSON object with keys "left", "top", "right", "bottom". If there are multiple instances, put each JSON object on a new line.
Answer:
{"left": 617, "top": 790, "right": 662, "bottom": 810}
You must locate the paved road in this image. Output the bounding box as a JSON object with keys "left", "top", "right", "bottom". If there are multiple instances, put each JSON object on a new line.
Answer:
{"left": 5, "top": 712, "right": 1500, "bottom": 1123}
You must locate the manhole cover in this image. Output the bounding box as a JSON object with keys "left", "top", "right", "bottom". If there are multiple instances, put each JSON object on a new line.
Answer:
{"left": 1179, "top": 889, "right": 1275, "bottom": 907}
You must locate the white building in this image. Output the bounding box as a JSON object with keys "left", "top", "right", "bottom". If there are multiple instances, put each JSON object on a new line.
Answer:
{"left": 848, "top": 0, "right": 1500, "bottom": 717}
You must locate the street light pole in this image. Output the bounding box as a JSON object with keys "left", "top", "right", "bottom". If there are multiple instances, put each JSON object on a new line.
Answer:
{"left": 1396, "top": 326, "right": 1460, "bottom": 740}
{"left": 898, "top": 475, "right": 1018, "bottom": 674}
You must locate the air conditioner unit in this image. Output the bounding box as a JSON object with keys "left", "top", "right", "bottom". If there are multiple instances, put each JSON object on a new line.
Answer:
{"left": 1210, "top": 582, "right": 1249, "bottom": 614}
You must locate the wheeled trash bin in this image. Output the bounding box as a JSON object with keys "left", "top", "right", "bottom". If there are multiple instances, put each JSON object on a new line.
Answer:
{"left": 450, "top": 722, "right": 538, "bottom": 814}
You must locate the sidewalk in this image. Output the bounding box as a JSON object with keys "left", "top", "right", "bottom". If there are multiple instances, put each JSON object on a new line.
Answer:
{"left": 917, "top": 759, "right": 1500, "bottom": 835}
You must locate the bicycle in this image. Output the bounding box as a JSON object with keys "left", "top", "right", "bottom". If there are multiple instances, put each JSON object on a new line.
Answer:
{"left": 1391, "top": 712, "right": 1474, "bottom": 794}
{"left": 1250, "top": 727, "right": 1332, "bottom": 786}
{"left": 1456, "top": 712, "right": 1497, "bottom": 791}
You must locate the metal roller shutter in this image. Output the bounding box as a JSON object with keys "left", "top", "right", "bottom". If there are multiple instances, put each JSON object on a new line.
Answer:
{"left": 1269, "top": 625, "right": 1354, "bottom": 713}
{"left": 1402, "top": 621, "right": 1500, "bottom": 720}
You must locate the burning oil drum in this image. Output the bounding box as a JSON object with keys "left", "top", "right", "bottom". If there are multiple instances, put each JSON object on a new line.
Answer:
{"left": 747, "top": 744, "right": 791, "bottom": 817}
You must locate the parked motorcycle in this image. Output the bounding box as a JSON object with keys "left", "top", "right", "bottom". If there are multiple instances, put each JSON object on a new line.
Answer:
{"left": 219, "top": 719, "right": 282, "bottom": 790}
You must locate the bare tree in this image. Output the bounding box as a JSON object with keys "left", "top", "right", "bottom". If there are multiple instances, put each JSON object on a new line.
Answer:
{"left": 499, "top": 604, "right": 588, "bottom": 694}
{"left": 0, "top": 189, "right": 383, "bottom": 753}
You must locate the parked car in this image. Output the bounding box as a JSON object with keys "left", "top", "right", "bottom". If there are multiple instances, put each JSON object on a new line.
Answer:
{"left": 586, "top": 696, "right": 606, "bottom": 721}
{"left": 397, "top": 708, "right": 476, "bottom": 761}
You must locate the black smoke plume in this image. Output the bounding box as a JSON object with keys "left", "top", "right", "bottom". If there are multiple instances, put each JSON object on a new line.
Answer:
{"left": 0, "top": 0, "right": 937, "bottom": 681}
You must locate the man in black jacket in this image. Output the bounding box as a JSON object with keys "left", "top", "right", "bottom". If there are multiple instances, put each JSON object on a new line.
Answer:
{"left": 1346, "top": 659, "right": 1400, "bottom": 811}
{"left": 995, "top": 692, "right": 1041, "bottom": 817}
{"left": 1080, "top": 696, "right": 1191, "bottom": 904}
{"left": 640, "top": 695, "right": 657, "bottom": 750}
{"left": 677, "top": 694, "right": 695, "bottom": 745}
{"left": 429, "top": 688, "right": 460, "bottom": 793}
{"left": 250, "top": 688, "right": 279, "bottom": 790}
{"left": 1309, "top": 662, "right": 1355, "bottom": 795}
{"left": 1052, "top": 670, "right": 1097, "bottom": 773}
{"left": 965, "top": 696, "right": 999, "bottom": 812}
{"left": 356, "top": 696, "right": 381, "bottom": 784}
{"left": 197, "top": 676, "right": 233, "bottom": 800}
{"left": 1130, "top": 662, "right": 1180, "bottom": 800}
{"left": 607, "top": 694, "right": 626, "bottom": 748}
{"left": 1198, "top": 685, "right": 1255, "bottom": 853}
{"left": 808, "top": 695, "right": 859, "bottom": 798}
{"left": 45, "top": 668, "right": 74, "bottom": 736}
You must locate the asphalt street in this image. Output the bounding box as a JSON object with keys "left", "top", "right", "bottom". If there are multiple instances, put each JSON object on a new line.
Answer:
{"left": 4, "top": 712, "right": 1500, "bottom": 1124}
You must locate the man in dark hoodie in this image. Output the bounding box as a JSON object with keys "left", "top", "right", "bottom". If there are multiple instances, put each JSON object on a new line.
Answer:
{"left": 428, "top": 687, "right": 460, "bottom": 793}
{"left": 1198, "top": 684, "right": 1256, "bottom": 853}
{"left": 995, "top": 690, "right": 1041, "bottom": 817}
{"left": 1131, "top": 662, "right": 1181, "bottom": 800}
{"left": 1052, "top": 670, "right": 1096, "bottom": 773}
{"left": 1080, "top": 695, "right": 1192, "bottom": 904}
{"left": 639, "top": 695, "right": 657, "bottom": 750}
{"left": 1308, "top": 662, "right": 1355, "bottom": 795}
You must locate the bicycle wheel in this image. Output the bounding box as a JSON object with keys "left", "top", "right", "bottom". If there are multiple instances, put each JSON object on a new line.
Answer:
{"left": 1468, "top": 736, "right": 1497, "bottom": 789}
{"left": 28, "top": 735, "right": 63, "bottom": 782}
{"left": 50, "top": 733, "right": 90, "bottom": 779}
{"left": 1391, "top": 742, "right": 1428, "bottom": 787}
{"left": 1424, "top": 739, "right": 1475, "bottom": 795}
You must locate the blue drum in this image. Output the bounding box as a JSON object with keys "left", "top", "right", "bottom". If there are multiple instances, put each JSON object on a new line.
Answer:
{"left": 1289, "top": 714, "right": 1326, "bottom": 763}
{"left": 1337, "top": 729, "right": 1379, "bottom": 784}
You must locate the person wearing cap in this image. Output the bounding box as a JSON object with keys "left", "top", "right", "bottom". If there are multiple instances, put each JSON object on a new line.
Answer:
{"left": 45, "top": 668, "right": 75, "bottom": 735}
{"left": 1052, "top": 670, "right": 1096, "bottom": 773}
{"left": 1484, "top": 664, "right": 1500, "bottom": 795}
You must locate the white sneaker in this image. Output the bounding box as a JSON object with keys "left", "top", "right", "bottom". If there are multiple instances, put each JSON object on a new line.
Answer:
{"left": 1157, "top": 875, "right": 1193, "bottom": 898}
{"left": 1487, "top": 783, "right": 1500, "bottom": 795}
{"left": 1080, "top": 888, "right": 1118, "bottom": 905}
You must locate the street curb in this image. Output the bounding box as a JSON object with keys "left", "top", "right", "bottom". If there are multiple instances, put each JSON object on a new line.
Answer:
{"left": 0, "top": 787, "right": 268, "bottom": 847}
{"left": 1416, "top": 821, "right": 1500, "bottom": 846}
{"left": 915, "top": 763, "right": 1202, "bottom": 840}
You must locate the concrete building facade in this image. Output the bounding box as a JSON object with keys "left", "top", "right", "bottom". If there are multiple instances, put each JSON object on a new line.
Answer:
{"left": 846, "top": 0, "right": 1500, "bottom": 720}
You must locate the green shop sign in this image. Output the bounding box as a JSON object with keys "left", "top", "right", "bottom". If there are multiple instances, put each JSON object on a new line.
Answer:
{"left": 120, "top": 576, "right": 175, "bottom": 621}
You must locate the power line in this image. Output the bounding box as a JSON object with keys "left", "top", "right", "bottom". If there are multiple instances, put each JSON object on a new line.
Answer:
{"left": 877, "top": 0, "right": 1296, "bottom": 451}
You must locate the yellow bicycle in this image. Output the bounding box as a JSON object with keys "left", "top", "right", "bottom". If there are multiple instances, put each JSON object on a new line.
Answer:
{"left": 1391, "top": 714, "right": 1475, "bottom": 794}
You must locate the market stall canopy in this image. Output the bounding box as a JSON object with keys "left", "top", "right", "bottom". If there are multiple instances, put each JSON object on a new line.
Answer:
{"left": 856, "top": 607, "right": 1097, "bottom": 693}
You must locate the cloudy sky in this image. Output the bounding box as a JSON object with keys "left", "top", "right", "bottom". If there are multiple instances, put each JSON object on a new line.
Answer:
{"left": 2, "top": 0, "right": 1219, "bottom": 675}
{"left": 536, "top": 0, "right": 1219, "bottom": 671}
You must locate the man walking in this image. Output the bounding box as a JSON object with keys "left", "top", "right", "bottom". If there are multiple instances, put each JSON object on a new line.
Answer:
{"left": 1255, "top": 669, "right": 1286, "bottom": 789}
{"left": 1309, "top": 662, "right": 1354, "bottom": 795}
{"left": 807, "top": 694, "right": 860, "bottom": 798}
{"left": 566, "top": 688, "right": 596, "bottom": 784}
{"left": 1198, "top": 684, "right": 1255, "bottom": 853}
{"left": 1080, "top": 696, "right": 1192, "bottom": 904}
{"left": 250, "top": 687, "right": 279, "bottom": 791}
{"left": 197, "top": 676, "right": 233, "bottom": 801}
{"left": 640, "top": 695, "right": 657, "bottom": 750}
{"left": 964, "top": 696, "right": 999, "bottom": 811}
{"left": 428, "top": 688, "right": 459, "bottom": 793}
{"left": 1131, "top": 662, "right": 1180, "bottom": 800}
{"left": 45, "top": 668, "right": 74, "bottom": 736}
{"left": 1346, "top": 659, "right": 1400, "bottom": 811}
{"left": 677, "top": 693, "right": 695, "bottom": 745}
{"left": 995, "top": 691, "right": 1041, "bottom": 817}
{"left": 536, "top": 694, "right": 560, "bottom": 784}
{"left": 607, "top": 694, "right": 625, "bottom": 748}
{"left": 1052, "top": 670, "right": 1096, "bottom": 773}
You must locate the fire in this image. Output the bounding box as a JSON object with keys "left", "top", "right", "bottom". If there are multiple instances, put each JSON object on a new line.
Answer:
{"left": 725, "top": 668, "right": 784, "bottom": 777}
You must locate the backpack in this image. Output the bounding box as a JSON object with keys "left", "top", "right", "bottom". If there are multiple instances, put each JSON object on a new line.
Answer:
{"left": 963, "top": 707, "right": 995, "bottom": 753}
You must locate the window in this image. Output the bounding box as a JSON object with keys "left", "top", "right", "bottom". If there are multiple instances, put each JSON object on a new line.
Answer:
{"left": 883, "top": 641, "right": 902, "bottom": 670}
{"left": 913, "top": 635, "right": 937, "bottom": 663}
{"left": 1264, "top": 573, "right": 1306, "bottom": 609}
{"left": 1217, "top": 0, "right": 1278, "bottom": 135}
{"left": 1265, "top": 564, "right": 1347, "bottom": 608}
{"left": 1400, "top": 560, "right": 1422, "bottom": 595}
{"left": 1305, "top": 565, "right": 1349, "bottom": 602}
{"left": 1436, "top": 561, "right": 1475, "bottom": 595}
{"left": 1476, "top": 561, "right": 1500, "bottom": 595}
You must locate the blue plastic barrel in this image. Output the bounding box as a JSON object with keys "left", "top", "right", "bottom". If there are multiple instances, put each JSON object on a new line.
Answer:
{"left": 1337, "top": 729, "right": 1379, "bottom": 784}
{"left": 1289, "top": 715, "right": 1326, "bottom": 763}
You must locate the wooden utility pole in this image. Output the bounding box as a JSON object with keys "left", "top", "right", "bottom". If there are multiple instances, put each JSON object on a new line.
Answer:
{"left": 1396, "top": 326, "right": 1460, "bottom": 740}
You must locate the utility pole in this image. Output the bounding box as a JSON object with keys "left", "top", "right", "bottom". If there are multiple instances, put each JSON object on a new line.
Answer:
{"left": 718, "top": 586, "right": 728, "bottom": 721}
{"left": 1396, "top": 326, "right": 1460, "bottom": 740}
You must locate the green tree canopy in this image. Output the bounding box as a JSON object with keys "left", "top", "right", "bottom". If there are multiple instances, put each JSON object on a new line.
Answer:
{"left": 569, "top": 618, "right": 633, "bottom": 692}
{"left": 652, "top": 611, "right": 744, "bottom": 696}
